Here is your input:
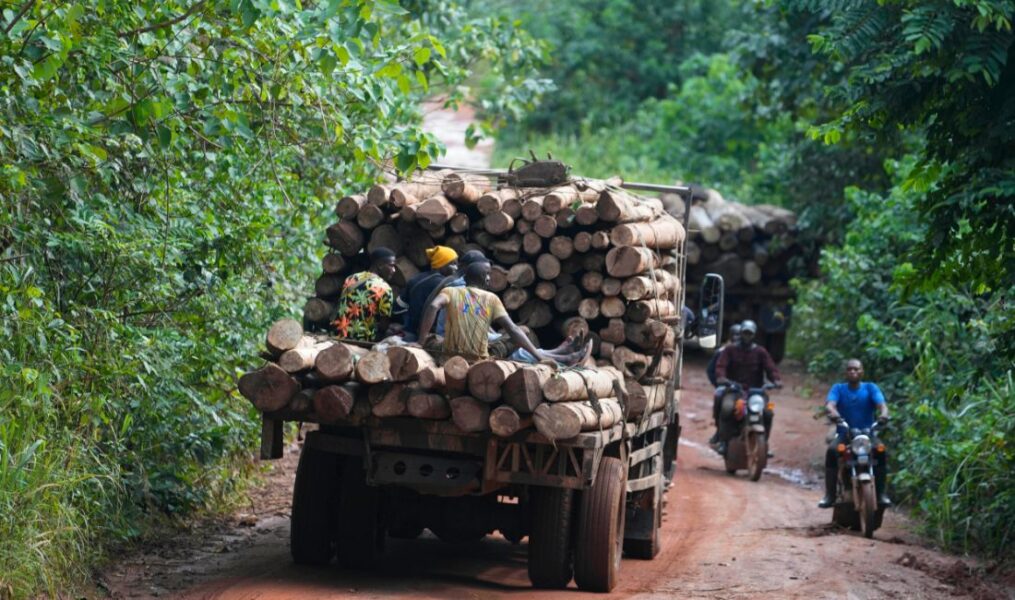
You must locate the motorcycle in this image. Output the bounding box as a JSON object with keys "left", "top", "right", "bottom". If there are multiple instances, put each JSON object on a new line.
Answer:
{"left": 831, "top": 420, "right": 886, "bottom": 538}
{"left": 722, "top": 382, "right": 776, "bottom": 481}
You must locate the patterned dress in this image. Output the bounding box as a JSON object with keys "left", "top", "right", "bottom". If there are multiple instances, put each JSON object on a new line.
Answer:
{"left": 331, "top": 271, "right": 393, "bottom": 341}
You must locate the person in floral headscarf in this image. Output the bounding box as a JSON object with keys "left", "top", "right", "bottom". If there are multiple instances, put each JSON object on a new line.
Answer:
{"left": 331, "top": 248, "right": 397, "bottom": 342}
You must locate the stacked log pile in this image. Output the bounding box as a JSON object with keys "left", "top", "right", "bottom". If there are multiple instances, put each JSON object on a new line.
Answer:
{"left": 239, "top": 168, "right": 685, "bottom": 440}
{"left": 240, "top": 317, "right": 671, "bottom": 440}
{"left": 659, "top": 186, "right": 799, "bottom": 339}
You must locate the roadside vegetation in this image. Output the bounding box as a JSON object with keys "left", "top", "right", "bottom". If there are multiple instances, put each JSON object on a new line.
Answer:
{"left": 0, "top": 2, "right": 546, "bottom": 597}
{"left": 494, "top": 0, "right": 1014, "bottom": 559}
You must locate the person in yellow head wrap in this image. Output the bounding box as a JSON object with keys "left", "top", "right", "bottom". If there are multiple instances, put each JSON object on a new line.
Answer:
{"left": 396, "top": 245, "right": 459, "bottom": 341}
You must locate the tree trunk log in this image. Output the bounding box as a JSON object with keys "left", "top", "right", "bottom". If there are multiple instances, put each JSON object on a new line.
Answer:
{"left": 521, "top": 196, "right": 546, "bottom": 221}
{"left": 578, "top": 298, "right": 601, "bottom": 320}
{"left": 336, "top": 194, "right": 367, "bottom": 219}
{"left": 266, "top": 318, "right": 304, "bottom": 355}
{"left": 477, "top": 189, "right": 520, "bottom": 215}
{"left": 467, "top": 359, "right": 520, "bottom": 403}
{"left": 743, "top": 260, "right": 762, "bottom": 285}
{"left": 490, "top": 405, "right": 532, "bottom": 437}
{"left": 484, "top": 211, "right": 515, "bottom": 235}
{"left": 326, "top": 220, "right": 365, "bottom": 256}
{"left": 591, "top": 231, "right": 610, "bottom": 249}
{"left": 356, "top": 204, "right": 385, "bottom": 230}
{"left": 408, "top": 391, "right": 451, "bottom": 419}
{"left": 387, "top": 346, "right": 437, "bottom": 382}
{"left": 605, "top": 246, "right": 661, "bottom": 278}
{"left": 534, "top": 281, "right": 557, "bottom": 300}
{"left": 543, "top": 366, "right": 623, "bottom": 402}
{"left": 533, "top": 214, "right": 557, "bottom": 238}
{"left": 575, "top": 204, "right": 599, "bottom": 226}
{"left": 503, "top": 364, "right": 554, "bottom": 413}
{"left": 315, "top": 274, "right": 345, "bottom": 298}
{"left": 442, "top": 172, "right": 488, "bottom": 204}
{"left": 599, "top": 318, "right": 627, "bottom": 344}
{"left": 314, "top": 342, "right": 368, "bottom": 382}
{"left": 313, "top": 384, "right": 356, "bottom": 422}
{"left": 322, "top": 253, "right": 346, "bottom": 274}
{"left": 368, "top": 223, "right": 403, "bottom": 255}
{"left": 543, "top": 186, "right": 580, "bottom": 214}
{"left": 624, "top": 319, "right": 674, "bottom": 351}
{"left": 443, "top": 355, "right": 470, "bottom": 397}
{"left": 549, "top": 236, "right": 574, "bottom": 260}
{"left": 553, "top": 284, "right": 582, "bottom": 314}
{"left": 689, "top": 204, "right": 720, "bottom": 244}
{"left": 627, "top": 382, "right": 668, "bottom": 417}
{"left": 416, "top": 194, "right": 456, "bottom": 227}
{"left": 304, "top": 298, "right": 335, "bottom": 325}
{"left": 279, "top": 339, "right": 334, "bottom": 373}
{"left": 573, "top": 231, "right": 592, "bottom": 253}
{"left": 523, "top": 231, "right": 543, "bottom": 255}
{"left": 536, "top": 254, "right": 561, "bottom": 280}
{"left": 238, "top": 363, "right": 300, "bottom": 412}
{"left": 355, "top": 350, "right": 391, "bottom": 384}
{"left": 626, "top": 299, "right": 678, "bottom": 323}
{"left": 609, "top": 215, "right": 686, "bottom": 249}
{"left": 601, "top": 277, "right": 622, "bottom": 297}
{"left": 488, "top": 265, "right": 509, "bottom": 292}
{"left": 581, "top": 271, "right": 604, "bottom": 294}
{"left": 449, "top": 212, "right": 470, "bottom": 234}
{"left": 596, "top": 189, "right": 661, "bottom": 223}
{"left": 507, "top": 263, "right": 536, "bottom": 288}
{"left": 504, "top": 287, "right": 530, "bottom": 310}
{"left": 534, "top": 398, "right": 624, "bottom": 440}
{"left": 621, "top": 275, "right": 676, "bottom": 301}
{"left": 450, "top": 396, "right": 491, "bottom": 432}
{"left": 611, "top": 346, "right": 676, "bottom": 380}
{"left": 371, "top": 383, "right": 412, "bottom": 418}
{"left": 518, "top": 299, "right": 552, "bottom": 329}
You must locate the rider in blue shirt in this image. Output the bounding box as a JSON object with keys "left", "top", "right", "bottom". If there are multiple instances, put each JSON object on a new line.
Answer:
{"left": 818, "top": 358, "right": 891, "bottom": 508}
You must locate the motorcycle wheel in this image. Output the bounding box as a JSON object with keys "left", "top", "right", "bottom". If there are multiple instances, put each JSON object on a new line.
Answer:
{"left": 746, "top": 432, "right": 766, "bottom": 482}
{"left": 860, "top": 483, "right": 877, "bottom": 539}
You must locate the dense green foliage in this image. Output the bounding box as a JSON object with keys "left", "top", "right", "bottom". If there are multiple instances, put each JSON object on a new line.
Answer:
{"left": 491, "top": 0, "right": 736, "bottom": 133}
{"left": 0, "top": 1, "right": 544, "bottom": 596}
{"left": 496, "top": 0, "right": 1015, "bottom": 558}
{"left": 791, "top": 160, "right": 1015, "bottom": 554}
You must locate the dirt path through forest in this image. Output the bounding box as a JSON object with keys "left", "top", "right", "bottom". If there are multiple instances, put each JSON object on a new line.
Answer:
{"left": 97, "top": 355, "right": 1011, "bottom": 600}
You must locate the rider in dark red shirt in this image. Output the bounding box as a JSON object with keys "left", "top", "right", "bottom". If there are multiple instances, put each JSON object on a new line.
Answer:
{"left": 713, "top": 320, "right": 782, "bottom": 455}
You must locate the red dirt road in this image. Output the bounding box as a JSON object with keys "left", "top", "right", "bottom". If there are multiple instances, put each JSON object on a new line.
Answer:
{"left": 98, "top": 357, "right": 1012, "bottom": 600}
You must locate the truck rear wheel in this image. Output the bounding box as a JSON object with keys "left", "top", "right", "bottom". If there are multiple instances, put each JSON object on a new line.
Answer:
{"left": 528, "top": 486, "right": 574, "bottom": 589}
{"left": 574, "top": 456, "right": 627, "bottom": 592}
{"left": 290, "top": 444, "right": 342, "bottom": 565}
{"left": 336, "top": 460, "right": 385, "bottom": 568}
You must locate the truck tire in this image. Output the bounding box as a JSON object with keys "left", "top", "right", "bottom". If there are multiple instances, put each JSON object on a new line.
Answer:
{"left": 290, "top": 444, "right": 342, "bottom": 565}
{"left": 527, "top": 486, "right": 574, "bottom": 589}
{"left": 574, "top": 456, "right": 627, "bottom": 592}
{"left": 336, "top": 459, "right": 385, "bottom": 568}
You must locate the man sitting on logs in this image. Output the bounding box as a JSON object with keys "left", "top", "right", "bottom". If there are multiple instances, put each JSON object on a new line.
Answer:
{"left": 395, "top": 245, "right": 459, "bottom": 341}
{"left": 713, "top": 320, "right": 783, "bottom": 455}
{"left": 418, "top": 262, "right": 589, "bottom": 365}
{"left": 331, "top": 247, "right": 399, "bottom": 342}
{"left": 707, "top": 323, "right": 742, "bottom": 446}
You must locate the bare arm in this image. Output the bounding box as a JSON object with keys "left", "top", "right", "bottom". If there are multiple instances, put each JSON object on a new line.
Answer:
{"left": 825, "top": 401, "right": 841, "bottom": 421}
{"left": 418, "top": 293, "right": 449, "bottom": 341}
{"left": 494, "top": 315, "right": 545, "bottom": 362}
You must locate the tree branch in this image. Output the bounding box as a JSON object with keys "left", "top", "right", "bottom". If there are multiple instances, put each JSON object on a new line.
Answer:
{"left": 2, "top": 0, "right": 35, "bottom": 35}
{"left": 118, "top": 1, "right": 207, "bottom": 38}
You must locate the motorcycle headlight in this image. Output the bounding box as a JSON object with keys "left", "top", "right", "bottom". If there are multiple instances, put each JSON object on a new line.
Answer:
{"left": 747, "top": 395, "right": 765, "bottom": 413}
{"left": 851, "top": 435, "right": 872, "bottom": 456}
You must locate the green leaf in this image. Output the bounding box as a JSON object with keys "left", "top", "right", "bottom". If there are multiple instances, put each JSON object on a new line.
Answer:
{"left": 32, "top": 55, "right": 64, "bottom": 82}
{"left": 413, "top": 47, "right": 431, "bottom": 67}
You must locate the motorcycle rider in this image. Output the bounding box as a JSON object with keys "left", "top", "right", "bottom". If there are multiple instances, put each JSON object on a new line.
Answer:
{"left": 713, "top": 320, "right": 782, "bottom": 455}
{"left": 818, "top": 358, "right": 892, "bottom": 508}
{"left": 707, "top": 323, "right": 742, "bottom": 445}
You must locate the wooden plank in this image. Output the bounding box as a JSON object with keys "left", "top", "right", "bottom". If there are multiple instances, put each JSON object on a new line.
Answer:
{"left": 260, "top": 416, "right": 284, "bottom": 460}
{"left": 628, "top": 440, "right": 662, "bottom": 467}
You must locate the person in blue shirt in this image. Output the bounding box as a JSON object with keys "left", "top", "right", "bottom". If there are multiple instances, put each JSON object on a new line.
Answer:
{"left": 818, "top": 358, "right": 891, "bottom": 508}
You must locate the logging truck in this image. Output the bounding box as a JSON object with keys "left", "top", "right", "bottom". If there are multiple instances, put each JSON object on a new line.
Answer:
{"left": 246, "top": 162, "right": 724, "bottom": 592}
